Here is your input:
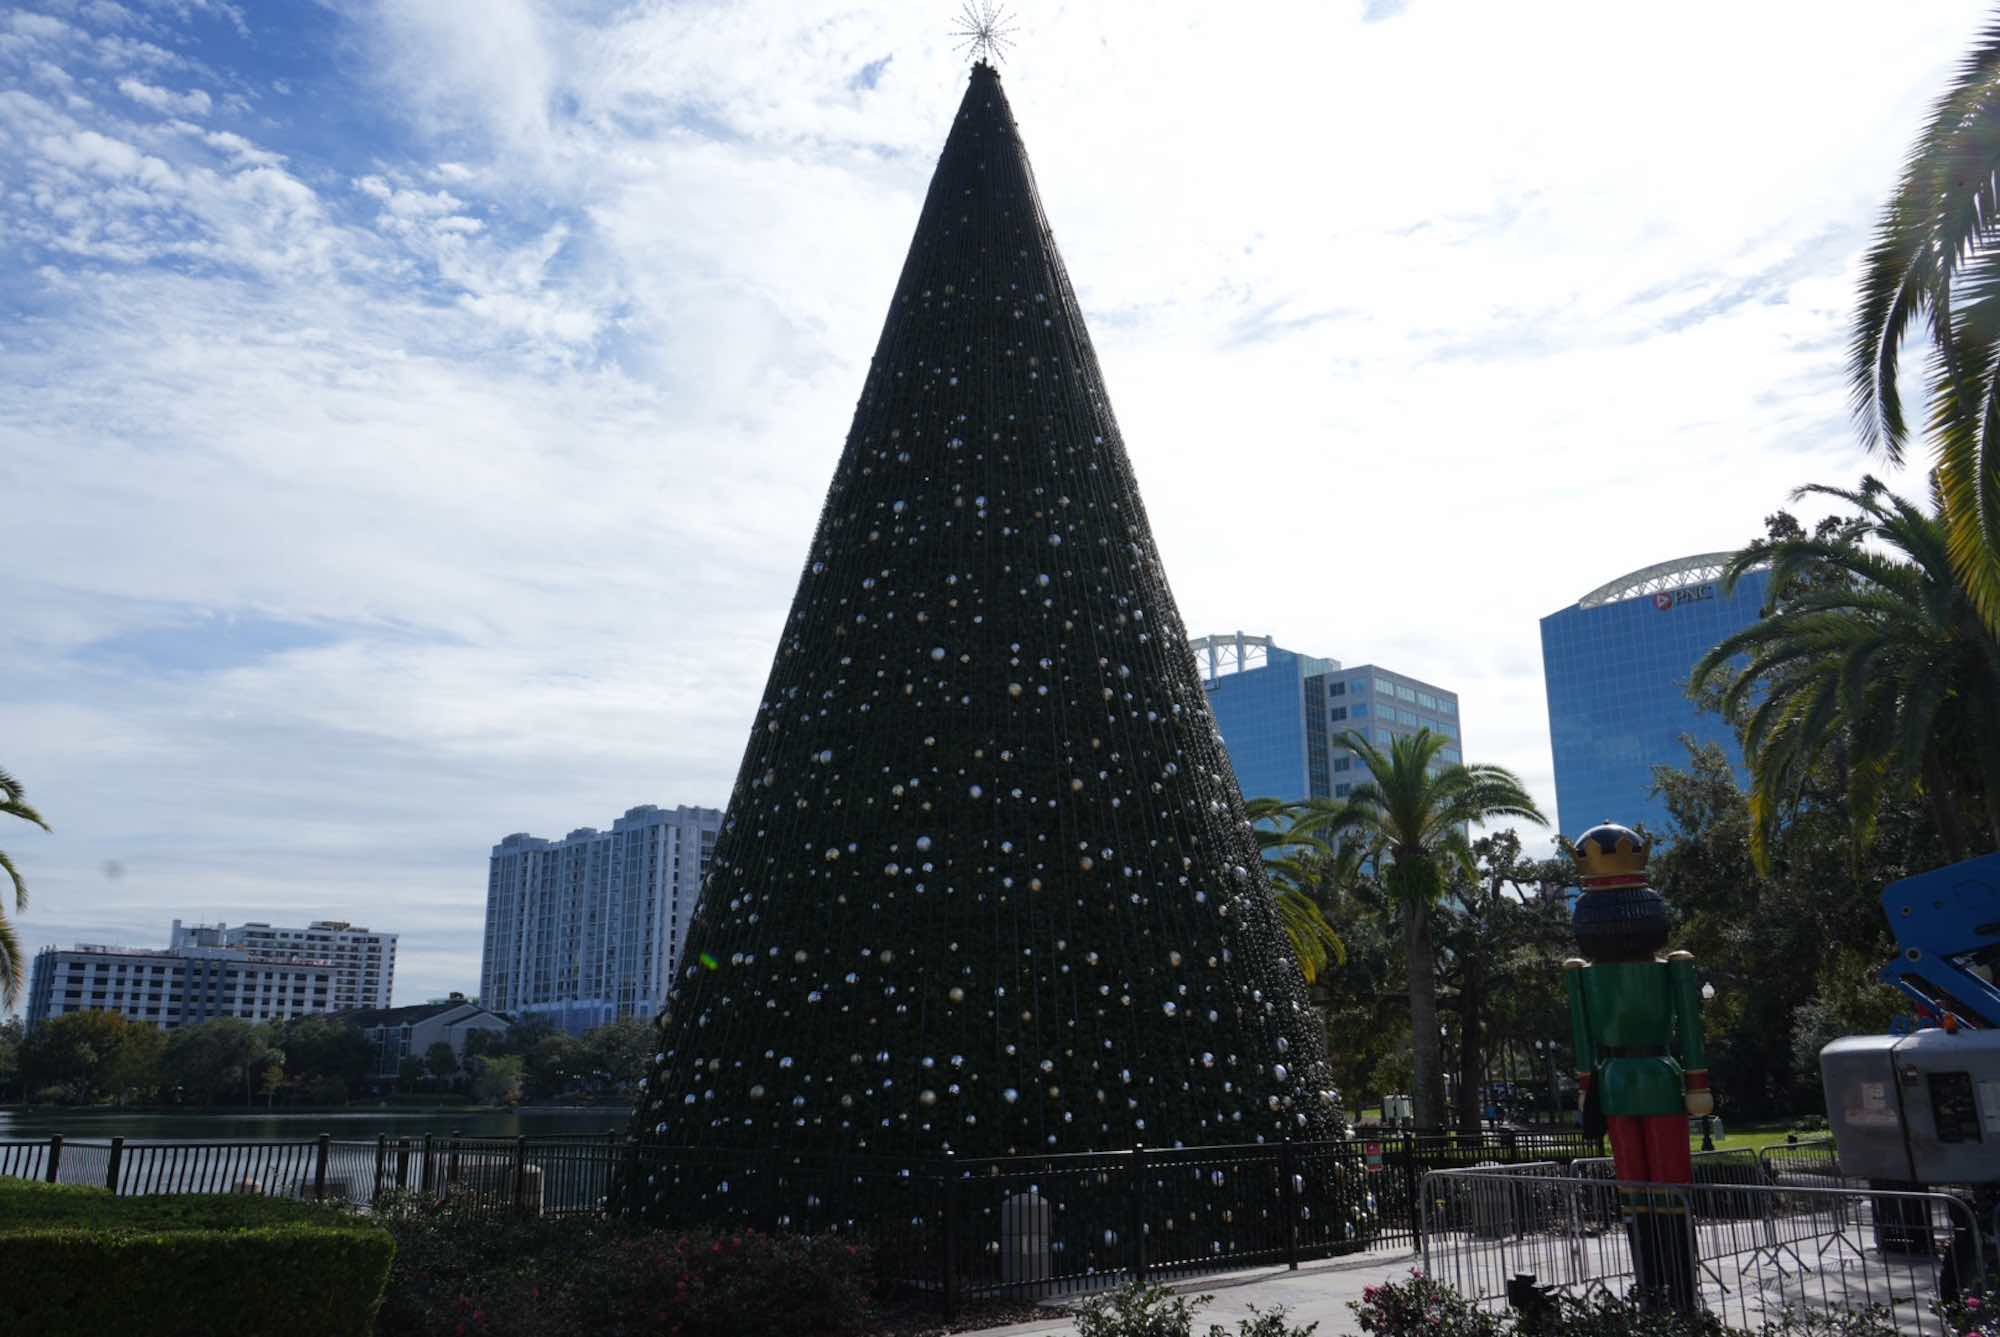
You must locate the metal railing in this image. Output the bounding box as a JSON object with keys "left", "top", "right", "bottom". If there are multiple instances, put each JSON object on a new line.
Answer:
{"left": 0, "top": 1125, "right": 1606, "bottom": 1317}
{"left": 1419, "top": 1168, "right": 1989, "bottom": 1336}
{"left": 0, "top": 1130, "right": 629, "bottom": 1215}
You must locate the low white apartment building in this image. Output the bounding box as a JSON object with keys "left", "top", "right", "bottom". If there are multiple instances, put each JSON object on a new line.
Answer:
{"left": 25, "top": 942, "right": 341, "bottom": 1031}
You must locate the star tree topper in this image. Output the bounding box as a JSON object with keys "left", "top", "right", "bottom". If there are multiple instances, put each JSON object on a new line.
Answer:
{"left": 952, "top": 0, "right": 1019, "bottom": 65}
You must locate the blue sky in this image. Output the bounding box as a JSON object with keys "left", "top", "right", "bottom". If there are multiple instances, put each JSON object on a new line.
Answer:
{"left": 1, "top": 0, "right": 1983, "bottom": 1004}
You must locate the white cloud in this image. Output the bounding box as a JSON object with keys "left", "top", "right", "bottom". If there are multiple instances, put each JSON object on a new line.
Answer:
{"left": 116, "top": 75, "right": 209, "bottom": 114}
{"left": 1, "top": 0, "right": 1983, "bottom": 1001}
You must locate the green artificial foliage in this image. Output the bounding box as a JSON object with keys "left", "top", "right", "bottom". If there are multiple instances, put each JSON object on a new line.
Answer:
{"left": 0, "top": 1182, "right": 393, "bottom": 1337}
{"left": 631, "top": 60, "right": 1338, "bottom": 1195}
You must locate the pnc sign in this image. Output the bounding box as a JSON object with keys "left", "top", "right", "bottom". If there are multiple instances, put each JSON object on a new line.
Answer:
{"left": 1653, "top": 584, "right": 1717, "bottom": 612}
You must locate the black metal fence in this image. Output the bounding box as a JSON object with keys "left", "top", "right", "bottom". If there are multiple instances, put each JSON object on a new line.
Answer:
{"left": 0, "top": 1126, "right": 1602, "bottom": 1312}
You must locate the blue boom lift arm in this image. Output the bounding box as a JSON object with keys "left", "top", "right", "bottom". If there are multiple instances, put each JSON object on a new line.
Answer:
{"left": 1879, "top": 851, "right": 2000, "bottom": 1030}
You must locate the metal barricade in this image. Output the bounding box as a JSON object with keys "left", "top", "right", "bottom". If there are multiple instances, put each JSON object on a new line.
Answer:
{"left": 1420, "top": 1169, "right": 1987, "bottom": 1336}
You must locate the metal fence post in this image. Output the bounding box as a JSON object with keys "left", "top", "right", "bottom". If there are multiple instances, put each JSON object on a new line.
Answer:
{"left": 105, "top": 1136, "right": 124, "bottom": 1193}
{"left": 1130, "top": 1144, "right": 1149, "bottom": 1284}
{"left": 374, "top": 1134, "right": 388, "bottom": 1202}
{"left": 1407, "top": 1136, "right": 1424, "bottom": 1252}
{"left": 313, "top": 1133, "right": 330, "bottom": 1202}
{"left": 420, "top": 1133, "right": 434, "bottom": 1195}
{"left": 447, "top": 1128, "right": 462, "bottom": 1189}
{"left": 44, "top": 1134, "right": 62, "bottom": 1184}
{"left": 1280, "top": 1138, "right": 1300, "bottom": 1269}
{"left": 512, "top": 1135, "right": 528, "bottom": 1215}
{"left": 395, "top": 1137, "right": 411, "bottom": 1190}
{"left": 940, "top": 1153, "right": 960, "bottom": 1321}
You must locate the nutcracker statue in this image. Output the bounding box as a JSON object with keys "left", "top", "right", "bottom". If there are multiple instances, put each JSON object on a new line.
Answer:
{"left": 1564, "top": 822, "right": 1710, "bottom": 1311}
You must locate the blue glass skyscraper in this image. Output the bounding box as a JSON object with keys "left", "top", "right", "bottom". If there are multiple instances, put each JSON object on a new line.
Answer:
{"left": 1193, "top": 633, "right": 1463, "bottom": 805}
{"left": 1540, "top": 555, "right": 1769, "bottom": 840}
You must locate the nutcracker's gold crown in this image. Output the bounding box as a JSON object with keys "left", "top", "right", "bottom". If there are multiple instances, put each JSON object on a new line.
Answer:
{"left": 1572, "top": 822, "right": 1649, "bottom": 888}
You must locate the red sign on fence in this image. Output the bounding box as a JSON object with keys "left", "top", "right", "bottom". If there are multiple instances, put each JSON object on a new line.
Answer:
{"left": 1365, "top": 1142, "right": 1383, "bottom": 1173}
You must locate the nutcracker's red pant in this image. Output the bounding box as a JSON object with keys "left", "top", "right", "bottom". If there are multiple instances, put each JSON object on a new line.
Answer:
{"left": 1607, "top": 1115, "right": 1692, "bottom": 1183}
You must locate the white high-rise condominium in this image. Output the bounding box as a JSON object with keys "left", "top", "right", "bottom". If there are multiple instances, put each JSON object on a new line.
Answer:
{"left": 170, "top": 919, "right": 397, "bottom": 1010}
{"left": 480, "top": 804, "right": 723, "bottom": 1034}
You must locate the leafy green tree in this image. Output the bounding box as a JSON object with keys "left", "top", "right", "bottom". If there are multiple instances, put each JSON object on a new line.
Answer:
{"left": 1294, "top": 850, "right": 1407, "bottom": 1118}
{"left": 424, "top": 1041, "right": 460, "bottom": 1086}
{"left": 470, "top": 1053, "right": 524, "bottom": 1106}
{"left": 1851, "top": 15, "right": 2000, "bottom": 628}
{"left": 580, "top": 1017, "right": 656, "bottom": 1095}
{"left": 272, "top": 1016, "right": 372, "bottom": 1103}
{"left": 522, "top": 1032, "right": 580, "bottom": 1102}
{"left": 1242, "top": 797, "right": 1349, "bottom": 984}
{"left": 164, "top": 1018, "right": 279, "bottom": 1106}
{"left": 0, "top": 768, "right": 50, "bottom": 1010}
{"left": 1436, "top": 831, "right": 1573, "bottom": 1130}
{"left": 20, "top": 1010, "right": 163, "bottom": 1104}
{"left": 1692, "top": 478, "right": 2000, "bottom": 868}
{"left": 1309, "top": 729, "right": 1547, "bottom": 1128}
{"left": 1651, "top": 741, "right": 1919, "bottom": 1117}
{"left": 0, "top": 1017, "right": 21, "bottom": 1101}
{"left": 464, "top": 1014, "right": 552, "bottom": 1061}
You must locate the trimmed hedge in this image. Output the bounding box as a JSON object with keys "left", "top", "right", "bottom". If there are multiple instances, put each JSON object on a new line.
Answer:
{"left": 0, "top": 1181, "right": 395, "bottom": 1337}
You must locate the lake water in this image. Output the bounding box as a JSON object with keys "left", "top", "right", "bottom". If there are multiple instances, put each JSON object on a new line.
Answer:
{"left": 0, "top": 1105, "right": 633, "bottom": 1143}
{"left": 0, "top": 1106, "right": 638, "bottom": 1208}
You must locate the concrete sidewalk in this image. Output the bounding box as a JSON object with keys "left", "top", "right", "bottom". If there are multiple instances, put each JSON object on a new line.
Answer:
{"left": 957, "top": 1247, "right": 1427, "bottom": 1336}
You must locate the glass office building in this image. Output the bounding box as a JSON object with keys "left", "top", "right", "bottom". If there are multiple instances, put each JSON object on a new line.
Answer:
{"left": 1540, "top": 554, "right": 1769, "bottom": 839}
{"left": 1192, "top": 632, "right": 1462, "bottom": 805}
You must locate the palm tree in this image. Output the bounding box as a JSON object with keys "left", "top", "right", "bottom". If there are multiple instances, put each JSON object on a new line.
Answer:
{"left": 1243, "top": 797, "right": 1349, "bottom": 985}
{"left": 1850, "top": 14, "right": 2000, "bottom": 628}
{"left": 0, "top": 767, "right": 51, "bottom": 1010}
{"left": 1303, "top": 731, "right": 1546, "bottom": 1130}
{"left": 1691, "top": 477, "right": 2000, "bottom": 869}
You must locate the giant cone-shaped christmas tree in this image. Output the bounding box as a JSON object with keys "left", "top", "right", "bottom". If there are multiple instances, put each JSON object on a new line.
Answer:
{"left": 632, "top": 64, "right": 1337, "bottom": 1171}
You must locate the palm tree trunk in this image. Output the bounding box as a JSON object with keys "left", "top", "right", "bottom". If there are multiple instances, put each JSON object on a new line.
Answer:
{"left": 1405, "top": 907, "right": 1445, "bottom": 1129}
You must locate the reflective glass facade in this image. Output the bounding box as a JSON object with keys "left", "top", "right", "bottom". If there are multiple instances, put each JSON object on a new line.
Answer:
{"left": 1540, "top": 568, "right": 1769, "bottom": 839}
{"left": 1200, "top": 640, "right": 1461, "bottom": 805}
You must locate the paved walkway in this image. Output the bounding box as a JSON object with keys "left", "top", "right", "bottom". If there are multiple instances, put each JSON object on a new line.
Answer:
{"left": 958, "top": 1247, "right": 1426, "bottom": 1336}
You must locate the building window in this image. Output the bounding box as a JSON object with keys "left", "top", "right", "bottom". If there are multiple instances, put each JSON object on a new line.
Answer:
{"left": 1327, "top": 681, "right": 1345, "bottom": 697}
{"left": 1334, "top": 783, "right": 1351, "bottom": 797}
{"left": 1334, "top": 757, "right": 1350, "bottom": 773}
{"left": 1374, "top": 677, "right": 1395, "bottom": 696}
{"left": 1351, "top": 704, "right": 1368, "bottom": 717}
{"left": 1329, "top": 706, "right": 1347, "bottom": 722}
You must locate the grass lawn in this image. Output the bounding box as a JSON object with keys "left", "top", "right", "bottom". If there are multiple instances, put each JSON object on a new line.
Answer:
{"left": 1691, "top": 1121, "right": 1829, "bottom": 1156}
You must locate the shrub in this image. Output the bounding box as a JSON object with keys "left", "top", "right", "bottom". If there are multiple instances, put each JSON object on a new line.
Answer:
{"left": 1355, "top": 1275, "right": 1902, "bottom": 1337}
{"left": 1074, "top": 1282, "right": 1215, "bottom": 1337}
{"left": 0, "top": 1181, "right": 393, "bottom": 1337}
{"left": 1350, "top": 1271, "right": 1508, "bottom": 1337}
{"left": 371, "top": 1191, "right": 631, "bottom": 1337}
{"left": 1072, "top": 1280, "right": 1317, "bottom": 1337}
{"left": 1936, "top": 1284, "right": 1999, "bottom": 1337}
{"left": 373, "top": 1197, "right": 877, "bottom": 1337}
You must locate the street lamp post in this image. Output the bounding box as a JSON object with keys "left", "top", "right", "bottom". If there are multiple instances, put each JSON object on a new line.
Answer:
{"left": 1535, "top": 1039, "right": 1561, "bottom": 1127}
{"left": 1698, "top": 982, "right": 1717, "bottom": 1151}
